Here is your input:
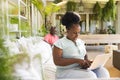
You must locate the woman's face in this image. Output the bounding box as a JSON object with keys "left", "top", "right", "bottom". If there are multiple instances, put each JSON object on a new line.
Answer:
{"left": 67, "top": 24, "right": 80, "bottom": 42}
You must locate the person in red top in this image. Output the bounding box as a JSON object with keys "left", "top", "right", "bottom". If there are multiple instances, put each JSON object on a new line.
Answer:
{"left": 44, "top": 26, "right": 59, "bottom": 46}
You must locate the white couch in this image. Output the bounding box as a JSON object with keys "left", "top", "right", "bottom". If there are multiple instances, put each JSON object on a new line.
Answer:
{"left": 5, "top": 37, "right": 120, "bottom": 80}
{"left": 5, "top": 36, "right": 56, "bottom": 80}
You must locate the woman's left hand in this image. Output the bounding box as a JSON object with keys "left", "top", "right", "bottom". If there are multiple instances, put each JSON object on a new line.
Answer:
{"left": 81, "top": 60, "right": 92, "bottom": 69}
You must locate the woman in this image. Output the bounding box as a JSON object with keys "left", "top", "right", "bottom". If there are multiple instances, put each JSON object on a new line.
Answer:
{"left": 44, "top": 26, "right": 59, "bottom": 46}
{"left": 52, "top": 11, "right": 110, "bottom": 79}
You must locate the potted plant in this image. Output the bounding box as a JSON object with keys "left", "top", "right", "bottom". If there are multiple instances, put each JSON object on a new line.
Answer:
{"left": 20, "top": 21, "right": 31, "bottom": 37}
{"left": 93, "top": 0, "right": 116, "bottom": 34}
{"left": 107, "top": 25, "right": 116, "bottom": 34}
{"left": 102, "top": 0, "right": 116, "bottom": 21}
{"left": 66, "top": 1, "right": 76, "bottom": 11}
{"left": 9, "top": 17, "right": 19, "bottom": 32}
{"left": 93, "top": 0, "right": 116, "bottom": 21}
{"left": 102, "top": 0, "right": 116, "bottom": 33}
{"left": 54, "top": 0, "right": 62, "bottom": 3}
{"left": 30, "top": 0, "right": 60, "bottom": 24}
{"left": 93, "top": 2, "right": 102, "bottom": 20}
{"left": 30, "top": 0, "right": 60, "bottom": 36}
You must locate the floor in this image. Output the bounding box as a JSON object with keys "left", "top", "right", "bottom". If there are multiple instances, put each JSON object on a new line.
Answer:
{"left": 86, "top": 45, "right": 120, "bottom": 78}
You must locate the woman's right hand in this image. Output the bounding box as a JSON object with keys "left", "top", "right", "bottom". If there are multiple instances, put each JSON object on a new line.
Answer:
{"left": 78, "top": 59, "right": 92, "bottom": 69}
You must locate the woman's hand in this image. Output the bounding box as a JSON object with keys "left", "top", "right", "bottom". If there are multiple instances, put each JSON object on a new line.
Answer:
{"left": 79, "top": 60, "right": 93, "bottom": 69}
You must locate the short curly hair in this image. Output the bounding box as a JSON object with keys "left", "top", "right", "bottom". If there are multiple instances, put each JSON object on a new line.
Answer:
{"left": 61, "top": 11, "right": 80, "bottom": 29}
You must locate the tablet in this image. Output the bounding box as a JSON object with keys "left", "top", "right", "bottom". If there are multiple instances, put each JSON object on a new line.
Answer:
{"left": 87, "top": 53, "right": 111, "bottom": 70}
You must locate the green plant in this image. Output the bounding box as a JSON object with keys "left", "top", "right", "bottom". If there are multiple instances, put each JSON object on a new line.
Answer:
{"left": 66, "top": 1, "right": 77, "bottom": 11}
{"left": 21, "top": 21, "right": 31, "bottom": 37}
{"left": 10, "top": 17, "right": 18, "bottom": 24}
{"left": 0, "top": 37, "right": 30, "bottom": 79}
{"left": 102, "top": 0, "right": 116, "bottom": 21}
{"left": 38, "top": 24, "right": 48, "bottom": 37}
{"left": 44, "top": 3, "right": 60, "bottom": 16}
{"left": 30, "top": 0, "right": 60, "bottom": 18}
{"left": 30, "top": 0, "right": 60, "bottom": 36}
{"left": 93, "top": 0, "right": 116, "bottom": 21}
{"left": 0, "top": 38, "right": 14, "bottom": 79}
{"left": 93, "top": 2, "right": 102, "bottom": 20}
{"left": 30, "top": 0, "right": 44, "bottom": 16}
{"left": 54, "top": 0, "right": 62, "bottom": 3}
{"left": 92, "top": 0, "right": 116, "bottom": 32}
{"left": 107, "top": 25, "right": 116, "bottom": 34}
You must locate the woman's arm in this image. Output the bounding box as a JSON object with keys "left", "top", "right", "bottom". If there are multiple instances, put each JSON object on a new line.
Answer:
{"left": 52, "top": 46, "right": 85, "bottom": 66}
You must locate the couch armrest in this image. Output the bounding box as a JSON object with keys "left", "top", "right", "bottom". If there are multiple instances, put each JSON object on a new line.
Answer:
{"left": 113, "top": 50, "right": 120, "bottom": 70}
